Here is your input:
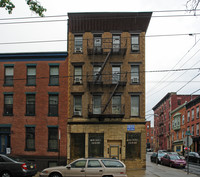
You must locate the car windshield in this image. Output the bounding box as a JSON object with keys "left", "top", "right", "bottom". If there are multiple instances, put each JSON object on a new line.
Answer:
{"left": 158, "top": 153, "right": 165, "bottom": 157}
{"left": 170, "top": 155, "right": 181, "bottom": 160}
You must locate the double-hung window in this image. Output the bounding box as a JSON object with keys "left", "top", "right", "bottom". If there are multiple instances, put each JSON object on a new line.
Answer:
{"left": 48, "top": 93, "right": 59, "bottom": 116}
{"left": 187, "top": 111, "right": 190, "bottom": 122}
{"left": 74, "top": 66, "right": 82, "bottom": 84}
{"left": 112, "top": 66, "right": 120, "bottom": 84}
{"left": 93, "top": 95, "right": 101, "bottom": 114}
{"left": 94, "top": 35, "right": 102, "bottom": 53}
{"left": 4, "top": 65, "right": 14, "bottom": 86}
{"left": 192, "top": 109, "right": 194, "bottom": 121}
{"left": 49, "top": 65, "right": 59, "bottom": 86}
{"left": 197, "top": 124, "right": 199, "bottom": 136}
{"left": 74, "top": 36, "right": 83, "bottom": 53}
{"left": 27, "top": 65, "right": 36, "bottom": 86}
{"left": 113, "top": 35, "right": 120, "bottom": 53}
{"left": 131, "top": 95, "right": 140, "bottom": 117}
{"left": 93, "top": 66, "right": 101, "bottom": 82}
{"left": 112, "top": 95, "right": 121, "bottom": 114}
{"left": 74, "top": 95, "right": 82, "bottom": 116}
{"left": 131, "top": 65, "right": 139, "bottom": 84}
{"left": 48, "top": 127, "right": 58, "bottom": 151}
{"left": 131, "top": 34, "right": 139, "bottom": 52}
{"left": 26, "top": 94, "right": 35, "bottom": 116}
{"left": 197, "top": 106, "right": 199, "bottom": 119}
{"left": 25, "top": 126, "right": 35, "bottom": 151}
{"left": 4, "top": 93, "right": 13, "bottom": 116}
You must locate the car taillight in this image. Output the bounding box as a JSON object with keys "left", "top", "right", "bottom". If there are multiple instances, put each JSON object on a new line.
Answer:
{"left": 120, "top": 172, "right": 125, "bottom": 174}
{"left": 21, "top": 163, "right": 28, "bottom": 170}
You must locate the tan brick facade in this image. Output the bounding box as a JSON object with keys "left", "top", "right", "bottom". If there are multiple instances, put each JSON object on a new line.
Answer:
{"left": 67, "top": 12, "right": 152, "bottom": 169}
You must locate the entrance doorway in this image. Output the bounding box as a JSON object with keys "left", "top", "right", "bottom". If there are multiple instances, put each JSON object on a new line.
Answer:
{"left": 107, "top": 140, "right": 122, "bottom": 160}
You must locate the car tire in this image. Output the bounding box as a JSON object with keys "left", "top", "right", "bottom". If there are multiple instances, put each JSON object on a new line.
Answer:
{"left": 50, "top": 173, "right": 62, "bottom": 177}
{"left": 1, "top": 171, "right": 12, "bottom": 177}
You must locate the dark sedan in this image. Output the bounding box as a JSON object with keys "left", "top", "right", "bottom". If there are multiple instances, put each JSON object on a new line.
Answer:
{"left": 161, "top": 154, "right": 186, "bottom": 168}
{"left": 185, "top": 152, "right": 200, "bottom": 163}
{"left": 150, "top": 152, "right": 166, "bottom": 164}
{"left": 0, "top": 154, "right": 37, "bottom": 177}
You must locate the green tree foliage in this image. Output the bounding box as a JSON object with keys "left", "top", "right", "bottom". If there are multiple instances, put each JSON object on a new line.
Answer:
{"left": 0, "top": 0, "right": 46, "bottom": 17}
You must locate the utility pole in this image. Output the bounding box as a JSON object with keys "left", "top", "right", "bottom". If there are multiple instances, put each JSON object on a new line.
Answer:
{"left": 185, "top": 130, "right": 192, "bottom": 175}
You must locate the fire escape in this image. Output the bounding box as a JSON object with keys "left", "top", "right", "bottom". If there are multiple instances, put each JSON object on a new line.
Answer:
{"left": 87, "top": 36, "right": 127, "bottom": 119}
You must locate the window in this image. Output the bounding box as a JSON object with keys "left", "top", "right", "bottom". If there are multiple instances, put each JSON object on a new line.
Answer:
{"left": 131, "top": 95, "right": 139, "bottom": 116}
{"left": 93, "top": 95, "right": 101, "bottom": 114}
{"left": 182, "top": 115, "right": 185, "bottom": 125}
{"left": 126, "top": 133, "right": 141, "bottom": 159}
{"left": 74, "top": 66, "right": 82, "bottom": 84}
{"left": 26, "top": 94, "right": 35, "bottom": 116}
{"left": 187, "top": 111, "right": 190, "bottom": 122}
{"left": 192, "top": 125, "right": 194, "bottom": 136}
{"left": 131, "top": 65, "right": 139, "bottom": 83}
{"left": 4, "top": 94, "right": 13, "bottom": 116}
{"left": 131, "top": 34, "right": 139, "bottom": 52}
{"left": 70, "top": 133, "right": 85, "bottom": 159}
{"left": 94, "top": 35, "right": 102, "bottom": 53}
{"left": 88, "top": 160, "right": 102, "bottom": 168}
{"left": 27, "top": 65, "right": 36, "bottom": 85}
{"left": 112, "top": 35, "right": 120, "bottom": 53}
{"left": 25, "top": 127, "right": 35, "bottom": 151}
{"left": 49, "top": 65, "right": 59, "bottom": 85}
{"left": 182, "top": 130, "right": 184, "bottom": 139}
{"left": 176, "top": 132, "right": 179, "bottom": 140}
{"left": 112, "top": 66, "right": 120, "bottom": 84}
{"left": 48, "top": 94, "right": 59, "bottom": 116}
{"left": 74, "top": 36, "right": 83, "bottom": 53}
{"left": 93, "top": 66, "right": 101, "bottom": 82}
{"left": 71, "top": 160, "right": 86, "bottom": 168}
{"left": 197, "top": 106, "right": 199, "bottom": 119}
{"left": 147, "top": 132, "right": 149, "bottom": 137}
{"left": 197, "top": 124, "right": 199, "bottom": 136}
{"left": 48, "top": 127, "right": 58, "bottom": 151}
{"left": 192, "top": 109, "right": 194, "bottom": 121}
{"left": 74, "top": 95, "right": 82, "bottom": 116}
{"left": 88, "top": 133, "right": 104, "bottom": 157}
{"left": 4, "top": 65, "right": 14, "bottom": 86}
{"left": 112, "top": 95, "right": 121, "bottom": 114}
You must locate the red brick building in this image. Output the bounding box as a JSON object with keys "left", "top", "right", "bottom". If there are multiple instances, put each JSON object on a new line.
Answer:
{"left": 146, "top": 121, "right": 154, "bottom": 151}
{"left": 0, "top": 52, "right": 68, "bottom": 170}
{"left": 153, "top": 92, "right": 197, "bottom": 151}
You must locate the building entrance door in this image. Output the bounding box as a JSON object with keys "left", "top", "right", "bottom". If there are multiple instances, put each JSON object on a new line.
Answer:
{"left": 0, "top": 135, "right": 7, "bottom": 154}
{"left": 107, "top": 140, "right": 122, "bottom": 160}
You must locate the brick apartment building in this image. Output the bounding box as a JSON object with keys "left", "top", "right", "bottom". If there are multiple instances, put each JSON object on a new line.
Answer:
{"left": 0, "top": 52, "right": 68, "bottom": 170}
{"left": 170, "top": 96, "right": 200, "bottom": 154}
{"left": 152, "top": 92, "right": 197, "bottom": 151}
{"left": 67, "top": 12, "right": 152, "bottom": 169}
{"left": 146, "top": 121, "right": 154, "bottom": 151}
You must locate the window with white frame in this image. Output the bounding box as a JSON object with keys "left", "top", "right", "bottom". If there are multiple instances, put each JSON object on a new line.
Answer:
{"left": 74, "top": 66, "right": 82, "bottom": 84}
{"left": 197, "top": 106, "right": 199, "bottom": 119}
{"left": 112, "top": 66, "right": 120, "bottom": 84}
{"left": 4, "top": 65, "right": 14, "bottom": 86}
{"left": 74, "top": 95, "right": 82, "bottom": 116}
{"left": 93, "top": 95, "right": 101, "bottom": 114}
{"left": 112, "top": 34, "right": 120, "bottom": 53}
{"left": 27, "top": 65, "right": 36, "bottom": 86}
{"left": 131, "top": 65, "right": 139, "bottom": 83}
{"left": 131, "top": 95, "right": 139, "bottom": 117}
{"left": 197, "top": 123, "right": 199, "bottom": 136}
{"left": 49, "top": 65, "right": 59, "bottom": 85}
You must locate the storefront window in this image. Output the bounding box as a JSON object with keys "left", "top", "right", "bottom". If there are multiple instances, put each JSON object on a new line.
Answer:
{"left": 88, "top": 133, "right": 104, "bottom": 157}
{"left": 71, "top": 133, "right": 85, "bottom": 159}
{"left": 126, "top": 133, "right": 141, "bottom": 159}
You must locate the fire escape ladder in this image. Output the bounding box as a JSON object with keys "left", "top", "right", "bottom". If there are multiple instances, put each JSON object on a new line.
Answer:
{"left": 94, "top": 50, "right": 111, "bottom": 83}
{"left": 102, "top": 81, "right": 120, "bottom": 113}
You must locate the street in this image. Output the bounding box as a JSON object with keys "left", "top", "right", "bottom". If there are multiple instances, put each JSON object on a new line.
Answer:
{"left": 34, "top": 152, "right": 200, "bottom": 177}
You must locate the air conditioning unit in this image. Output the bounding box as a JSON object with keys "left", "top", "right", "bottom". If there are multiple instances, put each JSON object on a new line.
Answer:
{"left": 132, "top": 45, "right": 139, "bottom": 51}
{"left": 75, "top": 47, "right": 83, "bottom": 53}
{"left": 74, "top": 111, "right": 81, "bottom": 116}
{"left": 132, "top": 77, "right": 139, "bottom": 83}
{"left": 75, "top": 77, "right": 81, "bottom": 84}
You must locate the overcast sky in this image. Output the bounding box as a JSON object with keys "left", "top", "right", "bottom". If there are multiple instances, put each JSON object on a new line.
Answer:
{"left": 0, "top": 0, "right": 200, "bottom": 126}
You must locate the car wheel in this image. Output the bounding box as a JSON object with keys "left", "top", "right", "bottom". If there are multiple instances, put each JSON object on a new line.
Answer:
{"left": 50, "top": 173, "right": 62, "bottom": 177}
{"left": 1, "top": 171, "right": 12, "bottom": 177}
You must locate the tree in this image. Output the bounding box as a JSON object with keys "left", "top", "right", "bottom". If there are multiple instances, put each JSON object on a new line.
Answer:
{"left": 186, "top": 0, "right": 200, "bottom": 15}
{"left": 0, "top": 0, "right": 46, "bottom": 17}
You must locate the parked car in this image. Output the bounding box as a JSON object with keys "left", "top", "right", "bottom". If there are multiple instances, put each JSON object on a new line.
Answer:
{"left": 0, "top": 154, "right": 37, "bottom": 177}
{"left": 161, "top": 154, "right": 186, "bottom": 168}
{"left": 167, "top": 152, "right": 185, "bottom": 160}
{"left": 185, "top": 152, "right": 200, "bottom": 163}
{"left": 150, "top": 152, "right": 166, "bottom": 164}
{"left": 40, "top": 158, "right": 127, "bottom": 177}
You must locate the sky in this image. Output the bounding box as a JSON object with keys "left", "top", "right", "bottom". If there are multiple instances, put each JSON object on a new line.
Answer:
{"left": 0, "top": 0, "right": 200, "bottom": 126}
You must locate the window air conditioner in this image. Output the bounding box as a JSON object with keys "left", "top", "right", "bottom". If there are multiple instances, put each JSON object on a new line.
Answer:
{"left": 132, "top": 45, "right": 139, "bottom": 51}
{"left": 132, "top": 77, "right": 139, "bottom": 83}
{"left": 75, "top": 47, "right": 83, "bottom": 53}
{"left": 75, "top": 77, "right": 81, "bottom": 84}
{"left": 74, "top": 111, "right": 81, "bottom": 116}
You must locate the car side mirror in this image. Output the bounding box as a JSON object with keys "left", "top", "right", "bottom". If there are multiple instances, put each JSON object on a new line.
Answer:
{"left": 66, "top": 164, "right": 71, "bottom": 169}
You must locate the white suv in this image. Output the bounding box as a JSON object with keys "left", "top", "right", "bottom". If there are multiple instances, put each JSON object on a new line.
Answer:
{"left": 40, "top": 158, "right": 127, "bottom": 177}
